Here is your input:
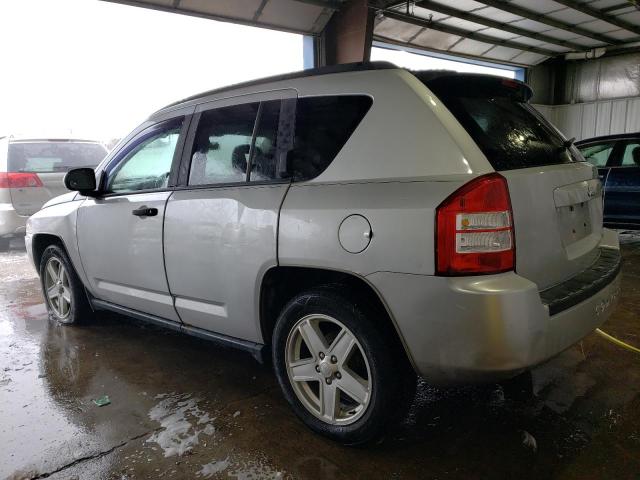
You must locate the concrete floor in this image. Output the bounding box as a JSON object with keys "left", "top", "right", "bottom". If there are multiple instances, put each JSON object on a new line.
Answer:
{"left": 1, "top": 234, "right": 639, "bottom": 480}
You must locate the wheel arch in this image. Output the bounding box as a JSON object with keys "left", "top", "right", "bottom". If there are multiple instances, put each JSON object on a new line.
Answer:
{"left": 259, "top": 266, "right": 415, "bottom": 371}
{"left": 31, "top": 233, "right": 67, "bottom": 271}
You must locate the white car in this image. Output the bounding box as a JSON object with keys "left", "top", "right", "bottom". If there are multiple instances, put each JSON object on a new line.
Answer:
{"left": 26, "top": 63, "right": 621, "bottom": 444}
{"left": 0, "top": 137, "right": 107, "bottom": 250}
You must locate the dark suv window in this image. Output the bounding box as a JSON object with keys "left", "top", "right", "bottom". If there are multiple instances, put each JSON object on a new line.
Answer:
{"left": 186, "top": 96, "right": 372, "bottom": 184}
{"left": 289, "top": 96, "right": 372, "bottom": 181}
{"left": 420, "top": 73, "right": 577, "bottom": 171}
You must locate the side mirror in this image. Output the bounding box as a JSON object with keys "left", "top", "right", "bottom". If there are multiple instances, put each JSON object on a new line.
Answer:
{"left": 64, "top": 168, "right": 98, "bottom": 196}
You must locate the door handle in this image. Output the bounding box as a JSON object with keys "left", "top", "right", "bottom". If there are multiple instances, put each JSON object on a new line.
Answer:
{"left": 132, "top": 206, "right": 158, "bottom": 217}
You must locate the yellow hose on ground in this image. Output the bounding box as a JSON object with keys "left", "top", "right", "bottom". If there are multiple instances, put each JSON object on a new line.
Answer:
{"left": 595, "top": 328, "right": 640, "bottom": 355}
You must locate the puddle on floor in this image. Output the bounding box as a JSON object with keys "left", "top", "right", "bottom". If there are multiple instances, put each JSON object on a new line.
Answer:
{"left": 147, "top": 394, "right": 216, "bottom": 457}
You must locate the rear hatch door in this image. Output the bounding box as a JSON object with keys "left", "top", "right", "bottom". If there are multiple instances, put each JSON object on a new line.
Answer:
{"left": 501, "top": 163, "right": 602, "bottom": 289}
{"left": 8, "top": 140, "right": 107, "bottom": 215}
{"left": 423, "top": 73, "right": 603, "bottom": 290}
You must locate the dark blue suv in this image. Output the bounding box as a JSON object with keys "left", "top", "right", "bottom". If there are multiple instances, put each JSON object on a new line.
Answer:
{"left": 576, "top": 133, "right": 640, "bottom": 230}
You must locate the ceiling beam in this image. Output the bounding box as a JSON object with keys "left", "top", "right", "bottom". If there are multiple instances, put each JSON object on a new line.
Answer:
{"left": 293, "top": 0, "right": 342, "bottom": 10}
{"left": 382, "top": 10, "right": 558, "bottom": 56}
{"left": 373, "top": 34, "right": 532, "bottom": 66}
{"left": 417, "top": 0, "right": 584, "bottom": 51}
{"left": 471, "top": 0, "right": 622, "bottom": 45}
{"left": 601, "top": 2, "right": 634, "bottom": 13}
{"left": 253, "top": 0, "right": 270, "bottom": 21}
{"left": 552, "top": 0, "right": 640, "bottom": 36}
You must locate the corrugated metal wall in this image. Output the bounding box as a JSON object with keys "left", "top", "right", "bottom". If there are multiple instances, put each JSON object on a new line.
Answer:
{"left": 560, "top": 53, "right": 640, "bottom": 104}
{"left": 533, "top": 97, "right": 640, "bottom": 141}
{"left": 529, "top": 52, "right": 640, "bottom": 105}
{"left": 529, "top": 52, "right": 640, "bottom": 140}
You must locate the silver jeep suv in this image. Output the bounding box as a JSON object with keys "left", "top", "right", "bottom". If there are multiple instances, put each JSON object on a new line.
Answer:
{"left": 26, "top": 62, "right": 622, "bottom": 444}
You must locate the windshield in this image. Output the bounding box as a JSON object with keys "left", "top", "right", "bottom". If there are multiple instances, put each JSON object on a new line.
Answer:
{"left": 421, "top": 73, "right": 578, "bottom": 171}
{"left": 8, "top": 142, "right": 107, "bottom": 173}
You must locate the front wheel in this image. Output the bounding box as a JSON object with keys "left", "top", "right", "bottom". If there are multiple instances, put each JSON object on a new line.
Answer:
{"left": 272, "top": 287, "right": 413, "bottom": 445}
{"left": 39, "top": 244, "right": 91, "bottom": 325}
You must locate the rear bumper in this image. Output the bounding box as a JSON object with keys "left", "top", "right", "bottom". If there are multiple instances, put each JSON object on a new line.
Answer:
{"left": 0, "top": 204, "right": 27, "bottom": 237}
{"left": 367, "top": 231, "right": 622, "bottom": 384}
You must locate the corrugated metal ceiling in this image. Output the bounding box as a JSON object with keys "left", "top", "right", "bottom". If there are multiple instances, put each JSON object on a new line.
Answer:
{"left": 372, "top": 0, "right": 640, "bottom": 66}
{"left": 101, "top": 0, "right": 341, "bottom": 35}
{"left": 103, "top": 0, "right": 640, "bottom": 66}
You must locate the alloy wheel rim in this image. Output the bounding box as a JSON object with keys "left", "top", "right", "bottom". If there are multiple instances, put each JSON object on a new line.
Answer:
{"left": 44, "top": 258, "right": 71, "bottom": 319}
{"left": 285, "top": 314, "right": 371, "bottom": 425}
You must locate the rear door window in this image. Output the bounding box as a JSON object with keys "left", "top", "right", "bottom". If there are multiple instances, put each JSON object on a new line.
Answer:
{"left": 421, "top": 74, "right": 576, "bottom": 171}
{"left": 188, "top": 103, "right": 259, "bottom": 186}
{"left": 8, "top": 142, "right": 107, "bottom": 173}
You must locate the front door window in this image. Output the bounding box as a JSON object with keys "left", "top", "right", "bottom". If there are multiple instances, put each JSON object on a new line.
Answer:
{"left": 109, "top": 124, "right": 182, "bottom": 193}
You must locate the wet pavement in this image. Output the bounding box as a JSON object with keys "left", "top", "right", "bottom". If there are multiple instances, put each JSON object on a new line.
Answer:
{"left": 1, "top": 234, "right": 640, "bottom": 480}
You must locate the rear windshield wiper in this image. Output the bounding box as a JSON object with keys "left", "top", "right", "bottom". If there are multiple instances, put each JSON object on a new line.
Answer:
{"left": 557, "top": 137, "right": 575, "bottom": 153}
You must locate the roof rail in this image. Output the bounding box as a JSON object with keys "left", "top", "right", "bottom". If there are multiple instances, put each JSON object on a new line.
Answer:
{"left": 160, "top": 61, "right": 398, "bottom": 111}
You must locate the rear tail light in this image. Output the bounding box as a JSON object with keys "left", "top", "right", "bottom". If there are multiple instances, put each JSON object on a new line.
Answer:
{"left": 436, "top": 173, "right": 514, "bottom": 275}
{"left": 0, "top": 172, "right": 44, "bottom": 188}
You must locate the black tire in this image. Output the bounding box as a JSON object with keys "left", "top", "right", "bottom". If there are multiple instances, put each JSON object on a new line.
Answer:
{"left": 0, "top": 237, "right": 10, "bottom": 252}
{"left": 272, "top": 286, "right": 413, "bottom": 445}
{"left": 39, "top": 244, "right": 91, "bottom": 325}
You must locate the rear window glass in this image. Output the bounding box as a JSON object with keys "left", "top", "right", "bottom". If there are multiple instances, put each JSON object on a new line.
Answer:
{"left": 423, "top": 75, "right": 577, "bottom": 171}
{"left": 289, "top": 95, "right": 372, "bottom": 181}
{"left": 8, "top": 142, "right": 107, "bottom": 173}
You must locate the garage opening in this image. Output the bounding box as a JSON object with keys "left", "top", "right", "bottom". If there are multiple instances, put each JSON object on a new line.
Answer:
{"left": 0, "top": 0, "right": 304, "bottom": 144}
{"left": 371, "top": 42, "right": 523, "bottom": 79}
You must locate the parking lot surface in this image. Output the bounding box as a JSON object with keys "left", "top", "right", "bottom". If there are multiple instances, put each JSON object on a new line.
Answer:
{"left": 2, "top": 234, "right": 640, "bottom": 480}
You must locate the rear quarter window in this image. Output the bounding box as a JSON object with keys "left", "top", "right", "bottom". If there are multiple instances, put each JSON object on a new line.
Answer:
{"left": 289, "top": 95, "right": 372, "bottom": 181}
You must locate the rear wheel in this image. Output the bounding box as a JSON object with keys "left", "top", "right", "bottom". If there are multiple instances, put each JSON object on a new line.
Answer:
{"left": 39, "top": 244, "right": 91, "bottom": 325}
{"left": 272, "top": 287, "right": 413, "bottom": 445}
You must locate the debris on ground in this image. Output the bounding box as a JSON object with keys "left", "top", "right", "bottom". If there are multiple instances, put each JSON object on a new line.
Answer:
{"left": 93, "top": 395, "right": 111, "bottom": 407}
{"left": 198, "top": 458, "right": 230, "bottom": 477}
{"left": 521, "top": 430, "right": 538, "bottom": 452}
